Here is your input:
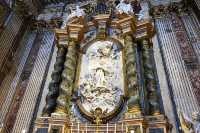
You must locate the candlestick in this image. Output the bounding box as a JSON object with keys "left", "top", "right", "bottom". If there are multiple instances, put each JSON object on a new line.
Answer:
{"left": 115, "top": 123, "right": 117, "bottom": 133}
{"left": 122, "top": 122, "right": 124, "bottom": 132}
{"left": 85, "top": 123, "right": 87, "bottom": 133}
{"left": 78, "top": 122, "right": 80, "bottom": 133}
{"left": 126, "top": 125, "right": 128, "bottom": 133}
{"left": 71, "top": 123, "right": 73, "bottom": 133}
{"left": 107, "top": 123, "right": 109, "bottom": 133}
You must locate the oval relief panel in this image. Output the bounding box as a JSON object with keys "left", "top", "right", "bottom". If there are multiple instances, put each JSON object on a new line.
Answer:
{"left": 78, "top": 40, "right": 125, "bottom": 114}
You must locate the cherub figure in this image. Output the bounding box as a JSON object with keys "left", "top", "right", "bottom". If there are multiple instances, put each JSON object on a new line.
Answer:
{"left": 91, "top": 107, "right": 108, "bottom": 124}
{"left": 179, "top": 111, "right": 195, "bottom": 133}
{"left": 116, "top": 0, "right": 134, "bottom": 15}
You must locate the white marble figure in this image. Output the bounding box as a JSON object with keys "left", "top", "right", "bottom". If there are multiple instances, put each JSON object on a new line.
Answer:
{"left": 192, "top": 112, "right": 200, "bottom": 133}
{"left": 136, "top": 9, "right": 145, "bottom": 20}
{"left": 116, "top": 0, "right": 133, "bottom": 15}
{"left": 179, "top": 111, "right": 195, "bottom": 133}
{"left": 62, "top": 5, "right": 85, "bottom": 29}
{"left": 196, "top": 124, "right": 200, "bottom": 133}
{"left": 96, "top": 68, "right": 106, "bottom": 88}
{"left": 75, "top": 5, "right": 85, "bottom": 17}
{"left": 79, "top": 41, "right": 124, "bottom": 113}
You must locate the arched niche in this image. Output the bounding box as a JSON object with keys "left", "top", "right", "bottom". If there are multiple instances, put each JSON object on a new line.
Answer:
{"left": 74, "top": 38, "right": 127, "bottom": 123}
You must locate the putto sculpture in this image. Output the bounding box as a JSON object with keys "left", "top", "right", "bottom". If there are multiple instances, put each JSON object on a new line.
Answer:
{"left": 116, "top": 0, "right": 134, "bottom": 14}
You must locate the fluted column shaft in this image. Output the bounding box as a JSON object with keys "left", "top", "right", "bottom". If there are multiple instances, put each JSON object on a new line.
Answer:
{"left": 56, "top": 40, "right": 77, "bottom": 115}
{"left": 124, "top": 35, "right": 141, "bottom": 117}
{"left": 142, "top": 40, "right": 160, "bottom": 115}
{"left": 43, "top": 45, "right": 67, "bottom": 116}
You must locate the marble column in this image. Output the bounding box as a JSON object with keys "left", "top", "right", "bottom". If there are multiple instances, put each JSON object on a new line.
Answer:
{"left": 43, "top": 44, "right": 67, "bottom": 116}
{"left": 55, "top": 40, "right": 78, "bottom": 115}
{"left": 142, "top": 40, "right": 160, "bottom": 115}
{"left": 124, "top": 35, "right": 141, "bottom": 117}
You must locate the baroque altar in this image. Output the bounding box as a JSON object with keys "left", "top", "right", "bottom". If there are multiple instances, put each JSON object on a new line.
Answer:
{"left": 34, "top": 2, "right": 171, "bottom": 133}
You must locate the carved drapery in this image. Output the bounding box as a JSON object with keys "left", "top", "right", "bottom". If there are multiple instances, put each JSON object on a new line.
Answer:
{"left": 43, "top": 44, "right": 67, "bottom": 116}
{"left": 124, "top": 35, "right": 141, "bottom": 117}
{"left": 142, "top": 40, "right": 160, "bottom": 115}
{"left": 55, "top": 40, "right": 78, "bottom": 115}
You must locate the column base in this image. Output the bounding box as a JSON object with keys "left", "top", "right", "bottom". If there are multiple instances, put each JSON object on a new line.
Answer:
{"left": 125, "top": 105, "right": 142, "bottom": 119}
{"left": 54, "top": 106, "right": 68, "bottom": 115}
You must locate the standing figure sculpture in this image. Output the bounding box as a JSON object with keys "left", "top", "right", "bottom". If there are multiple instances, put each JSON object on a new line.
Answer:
{"left": 116, "top": 0, "right": 133, "bottom": 15}
{"left": 192, "top": 112, "right": 200, "bottom": 133}
{"left": 62, "top": 5, "right": 85, "bottom": 28}
{"left": 96, "top": 68, "right": 106, "bottom": 88}
{"left": 179, "top": 111, "right": 195, "bottom": 133}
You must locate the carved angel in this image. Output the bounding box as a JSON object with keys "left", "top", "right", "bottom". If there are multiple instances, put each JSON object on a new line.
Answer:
{"left": 179, "top": 111, "right": 195, "bottom": 133}
{"left": 116, "top": 0, "right": 134, "bottom": 15}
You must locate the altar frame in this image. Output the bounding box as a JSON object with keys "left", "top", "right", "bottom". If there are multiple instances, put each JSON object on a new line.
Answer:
{"left": 73, "top": 37, "right": 128, "bottom": 123}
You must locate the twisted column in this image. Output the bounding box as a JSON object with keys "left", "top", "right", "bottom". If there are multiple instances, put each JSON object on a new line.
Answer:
{"left": 43, "top": 44, "right": 67, "bottom": 116}
{"left": 142, "top": 40, "right": 160, "bottom": 115}
{"left": 124, "top": 35, "right": 141, "bottom": 117}
{"left": 55, "top": 40, "right": 78, "bottom": 115}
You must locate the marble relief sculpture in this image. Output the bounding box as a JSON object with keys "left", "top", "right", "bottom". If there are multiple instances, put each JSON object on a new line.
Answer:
{"left": 62, "top": 5, "right": 85, "bottom": 28}
{"left": 178, "top": 111, "right": 200, "bottom": 133}
{"left": 116, "top": 0, "right": 134, "bottom": 15}
{"left": 78, "top": 41, "right": 124, "bottom": 113}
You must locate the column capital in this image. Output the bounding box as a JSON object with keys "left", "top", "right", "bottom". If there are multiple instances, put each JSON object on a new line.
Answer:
{"left": 55, "top": 29, "right": 68, "bottom": 48}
